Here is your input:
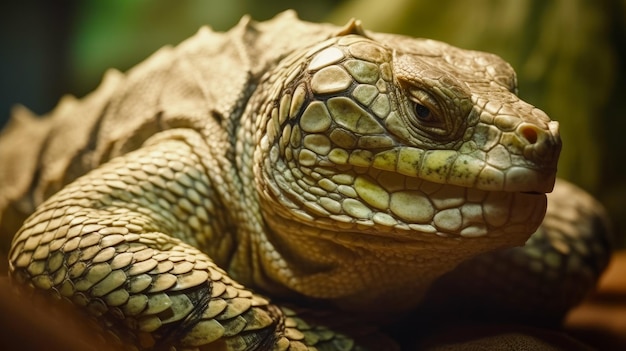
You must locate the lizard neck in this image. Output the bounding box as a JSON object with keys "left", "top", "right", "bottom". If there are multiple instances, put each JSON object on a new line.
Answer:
{"left": 252, "top": 194, "right": 464, "bottom": 315}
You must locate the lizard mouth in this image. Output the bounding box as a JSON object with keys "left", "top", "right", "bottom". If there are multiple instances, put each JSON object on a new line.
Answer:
{"left": 334, "top": 168, "right": 550, "bottom": 238}
{"left": 367, "top": 147, "right": 558, "bottom": 195}
{"left": 262, "top": 155, "right": 550, "bottom": 240}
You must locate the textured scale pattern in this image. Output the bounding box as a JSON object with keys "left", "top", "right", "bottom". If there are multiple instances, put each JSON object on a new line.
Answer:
{"left": 10, "top": 136, "right": 277, "bottom": 349}
{"left": 0, "top": 11, "right": 612, "bottom": 351}
{"left": 9, "top": 132, "right": 363, "bottom": 350}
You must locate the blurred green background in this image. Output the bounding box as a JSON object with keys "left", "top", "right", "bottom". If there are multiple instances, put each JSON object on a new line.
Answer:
{"left": 0, "top": 0, "right": 624, "bottom": 245}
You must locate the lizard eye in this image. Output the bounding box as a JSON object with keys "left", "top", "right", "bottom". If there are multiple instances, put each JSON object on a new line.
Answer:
{"left": 408, "top": 89, "right": 442, "bottom": 128}
{"left": 414, "top": 103, "right": 432, "bottom": 121}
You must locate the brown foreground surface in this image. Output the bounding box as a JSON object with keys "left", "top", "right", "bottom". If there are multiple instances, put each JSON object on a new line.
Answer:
{"left": 565, "top": 250, "right": 626, "bottom": 350}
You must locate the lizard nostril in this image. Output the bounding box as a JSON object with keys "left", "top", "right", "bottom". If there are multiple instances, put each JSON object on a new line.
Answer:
{"left": 517, "top": 122, "right": 561, "bottom": 165}
{"left": 519, "top": 124, "right": 539, "bottom": 145}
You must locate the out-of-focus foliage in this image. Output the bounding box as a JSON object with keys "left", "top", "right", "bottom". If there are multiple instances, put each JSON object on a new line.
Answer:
{"left": 0, "top": 0, "right": 624, "bottom": 244}
{"left": 69, "top": 0, "right": 341, "bottom": 97}
{"left": 0, "top": 0, "right": 340, "bottom": 119}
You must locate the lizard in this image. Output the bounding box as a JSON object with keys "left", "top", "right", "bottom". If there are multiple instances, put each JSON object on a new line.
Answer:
{"left": 0, "top": 10, "right": 612, "bottom": 350}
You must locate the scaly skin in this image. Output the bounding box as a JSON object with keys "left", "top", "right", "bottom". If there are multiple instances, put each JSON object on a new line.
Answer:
{"left": 1, "top": 11, "right": 611, "bottom": 350}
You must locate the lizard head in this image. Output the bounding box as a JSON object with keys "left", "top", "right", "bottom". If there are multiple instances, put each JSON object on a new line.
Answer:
{"left": 250, "top": 23, "right": 561, "bottom": 305}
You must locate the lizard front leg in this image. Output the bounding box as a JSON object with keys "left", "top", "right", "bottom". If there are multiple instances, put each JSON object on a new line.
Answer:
{"left": 7, "top": 129, "right": 360, "bottom": 350}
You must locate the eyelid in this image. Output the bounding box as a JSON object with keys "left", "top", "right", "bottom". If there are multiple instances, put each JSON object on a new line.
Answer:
{"left": 405, "top": 87, "right": 451, "bottom": 135}
{"left": 409, "top": 88, "right": 438, "bottom": 110}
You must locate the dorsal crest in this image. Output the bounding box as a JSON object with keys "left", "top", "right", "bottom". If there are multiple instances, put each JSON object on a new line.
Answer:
{"left": 334, "top": 18, "right": 370, "bottom": 39}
